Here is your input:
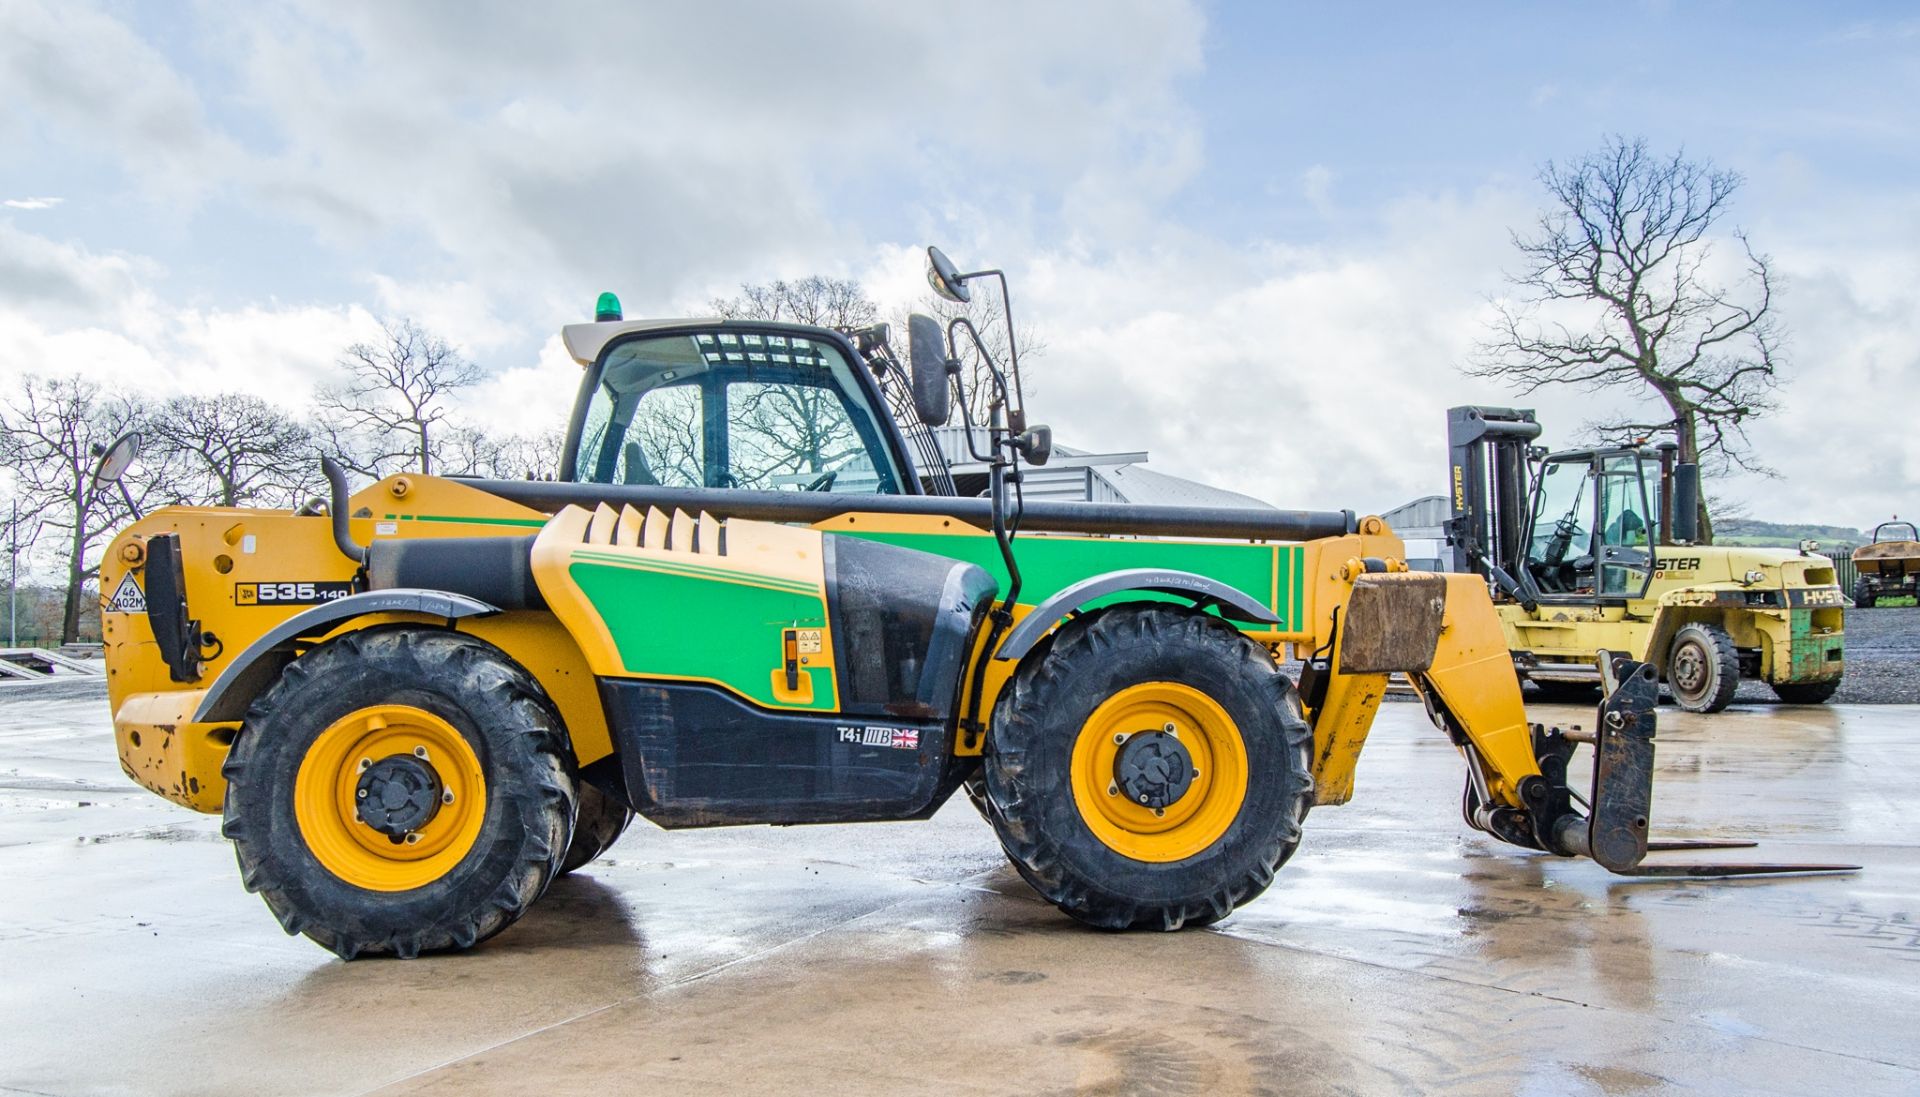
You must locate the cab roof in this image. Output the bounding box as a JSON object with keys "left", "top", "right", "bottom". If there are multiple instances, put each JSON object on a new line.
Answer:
{"left": 560, "top": 318, "right": 846, "bottom": 367}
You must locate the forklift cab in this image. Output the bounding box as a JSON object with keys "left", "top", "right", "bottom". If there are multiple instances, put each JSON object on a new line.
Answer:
{"left": 1446, "top": 406, "right": 1698, "bottom": 610}
{"left": 1524, "top": 451, "right": 1657, "bottom": 602}
{"left": 562, "top": 323, "right": 919, "bottom": 496}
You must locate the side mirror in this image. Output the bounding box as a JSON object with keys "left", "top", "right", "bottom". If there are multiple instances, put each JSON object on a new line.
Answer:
{"left": 91, "top": 431, "right": 142, "bottom": 491}
{"left": 1015, "top": 424, "right": 1052, "bottom": 466}
{"left": 926, "top": 246, "right": 971, "bottom": 304}
{"left": 906, "top": 313, "right": 952, "bottom": 427}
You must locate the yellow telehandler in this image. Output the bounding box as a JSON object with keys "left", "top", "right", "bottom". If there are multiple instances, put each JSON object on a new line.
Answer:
{"left": 95, "top": 249, "right": 1847, "bottom": 958}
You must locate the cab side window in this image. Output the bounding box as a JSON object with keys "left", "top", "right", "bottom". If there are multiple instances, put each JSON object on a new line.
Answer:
{"left": 1526, "top": 459, "right": 1594, "bottom": 595}
{"left": 570, "top": 329, "right": 901, "bottom": 494}
{"left": 1596, "top": 455, "right": 1653, "bottom": 596}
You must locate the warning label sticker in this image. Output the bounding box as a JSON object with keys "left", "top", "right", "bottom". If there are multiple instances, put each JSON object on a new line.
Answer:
{"left": 106, "top": 574, "right": 147, "bottom": 614}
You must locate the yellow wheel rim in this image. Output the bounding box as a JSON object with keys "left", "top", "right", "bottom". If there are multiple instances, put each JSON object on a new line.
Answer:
{"left": 293, "top": 704, "right": 486, "bottom": 892}
{"left": 1070, "top": 682, "right": 1248, "bottom": 863}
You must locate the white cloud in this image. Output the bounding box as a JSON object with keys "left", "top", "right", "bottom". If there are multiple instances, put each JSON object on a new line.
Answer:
{"left": 461, "top": 335, "right": 590, "bottom": 441}
{"left": 2, "top": 197, "right": 63, "bottom": 210}
{"left": 0, "top": 2, "right": 240, "bottom": 199}
{"left": 1301, "top": 166, "right": 1335, "bottom": 217}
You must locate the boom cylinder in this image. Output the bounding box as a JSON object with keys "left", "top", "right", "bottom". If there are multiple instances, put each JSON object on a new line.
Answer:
{"left": 460, "top": 479, "right": 1359, "bottom": 543}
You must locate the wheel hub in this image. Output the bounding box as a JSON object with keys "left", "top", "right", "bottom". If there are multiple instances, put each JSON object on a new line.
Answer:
{"left": 355, "top": 755, "right": 444, "bottom": 839}
{"left": 1113, "top": 731, "right": 1195, "bottom": 810}
{"left": 1673, "top": 646, "right": 1705, "bottom": 692}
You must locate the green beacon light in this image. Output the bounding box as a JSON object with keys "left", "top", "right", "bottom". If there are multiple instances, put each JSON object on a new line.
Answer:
{"left": 594, "top": 292, "right": 623, "bottom": 323}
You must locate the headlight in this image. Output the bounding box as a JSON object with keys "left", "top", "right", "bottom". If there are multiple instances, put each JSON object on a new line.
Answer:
{"left": 1744, "top": 569, "right": 1767, "bottom": 585}
{"left": 1799, "top": 538, "right": 1820, "bottom": 555}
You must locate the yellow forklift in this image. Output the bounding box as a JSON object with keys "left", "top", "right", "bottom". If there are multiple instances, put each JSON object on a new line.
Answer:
{"left": 1446, "top": 406, "right": 1845, "bottom": 712}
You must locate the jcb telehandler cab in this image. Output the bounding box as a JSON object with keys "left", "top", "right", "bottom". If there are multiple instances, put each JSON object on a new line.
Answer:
{"left": 1445, "top": 406, "right": 1846, "bottom": 712}
{"left": 94, "top": 253, "right": 1848, "bottom": 960}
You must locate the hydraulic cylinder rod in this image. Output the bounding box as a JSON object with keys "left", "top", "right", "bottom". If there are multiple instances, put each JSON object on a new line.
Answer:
{"left": 460, "top": 478, "right": 1359, "bottom": 543}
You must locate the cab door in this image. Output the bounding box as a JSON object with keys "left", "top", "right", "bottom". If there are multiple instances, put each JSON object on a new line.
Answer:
{"left": 1522, "top": 455, "right": 1599, "bottom": 599}
{"left": 567, "top": 326, "right": 911, "bottom": 495}
{"left": 1595, "top": 454, "right": 1655, "bottom": 599}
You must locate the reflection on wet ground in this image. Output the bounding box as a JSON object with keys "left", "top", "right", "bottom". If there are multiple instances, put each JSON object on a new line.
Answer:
{"left": 1, "top": 681, "right": 1915, "bottom": 1095}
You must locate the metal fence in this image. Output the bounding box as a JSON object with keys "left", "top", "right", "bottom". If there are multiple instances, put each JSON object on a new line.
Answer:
{"left": 1831, "top": 555, "right": 1859, "bottom": 594}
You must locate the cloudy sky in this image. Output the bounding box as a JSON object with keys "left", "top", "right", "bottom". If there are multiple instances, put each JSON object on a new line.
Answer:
{"left": 3, "top": 1, "right": 1917, "bottom": 528}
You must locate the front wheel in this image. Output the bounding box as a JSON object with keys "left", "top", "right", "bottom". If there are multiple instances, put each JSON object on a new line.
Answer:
{"left": 1666, "top": 622, "right": 1740, "bottom": 713}
{"left": 222, "top": 628, "right": 577, "bottom": 959}
{"left": 1771, "top": 678, "right": 1841, "bottom": 705}
{"left": 984, "top": 605, "right": 1313, "bottom": 931}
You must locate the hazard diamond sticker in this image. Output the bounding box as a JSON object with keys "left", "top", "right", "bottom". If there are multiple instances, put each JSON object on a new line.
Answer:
{"left": 106, "top": 573, "right": 147, "bottom": 614}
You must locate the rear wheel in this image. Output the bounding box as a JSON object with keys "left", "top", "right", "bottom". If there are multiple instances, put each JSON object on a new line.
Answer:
{"left": 558, "top": 781, "right": 635, "bottom": 875}
{"left": 222, "top": 628, "right": 577, "bottom": 959}
{"left": 984, "top": 605, "right": 1313, "bottom": 931}
{"left": 1771, "top": 678, "right": 1841, "bottom": 705}
{"left": 1666, "top": 622, "right": 1740, "bottom": 713}
{"left": 1852, "top": 578, "right": 1876, "bottom": 609}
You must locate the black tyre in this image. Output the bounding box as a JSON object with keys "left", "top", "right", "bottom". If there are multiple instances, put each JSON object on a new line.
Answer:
{"left": 1852, "top": 578, "right": 1876, "bottom": 609}
{"left": 559, "top": 781, "right": 635, "bottom": 875}
{"left": 983, "top": 605, "right": 1313, "bottom": 931}
{"left": 222, "top": 627, "right": 577, "bottom": 959}
{"left": 1771, "top": 678, "right": 1841, "bottom": 705}
{"left": 1665, "top": 622, "right": 1740, "bottom": 713}
{"left": 962, "top": 772, "right": 991, "bottom": 820}
{"left": 1527, "top": 678, "right": 1601, "bottom": 703}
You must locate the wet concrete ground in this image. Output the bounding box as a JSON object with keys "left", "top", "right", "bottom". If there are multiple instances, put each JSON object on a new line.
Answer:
{"left": 1, "top": 678, "right": 1915, "bottom": 1096}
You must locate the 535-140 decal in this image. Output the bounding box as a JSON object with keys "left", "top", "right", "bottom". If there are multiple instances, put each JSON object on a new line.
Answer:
{"left": 235, "top": 581, "right": 355, "bottom": 606}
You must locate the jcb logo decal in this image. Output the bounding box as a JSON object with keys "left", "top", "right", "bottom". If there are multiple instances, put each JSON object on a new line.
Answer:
{"left": 236, "top": 581, "right": 354, "bottom": 606}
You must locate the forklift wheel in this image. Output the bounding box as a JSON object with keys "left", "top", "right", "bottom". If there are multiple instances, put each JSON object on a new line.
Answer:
{"left": 984, "top": 604, "right": 1312, "bottom": 931}
{"left": 1770, "top": 678, "right": 1841, "bottom": 705}
{"left": 1666, "top": 622, "right": 1740, "bottom": 713}
{"left": 222, "top": 627, "right": 577, "bottom": 959}
{"left": 559, "top": 781, "right": 635, "bottom": 875}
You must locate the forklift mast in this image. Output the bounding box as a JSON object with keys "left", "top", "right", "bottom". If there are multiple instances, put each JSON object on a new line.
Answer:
{"left": 1445, "top": 406, "right": 1542, "bottom": 600}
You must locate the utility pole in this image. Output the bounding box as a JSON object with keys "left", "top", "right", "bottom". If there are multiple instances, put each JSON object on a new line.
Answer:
{"left": 7, "top": 499, "right": 43, "bottom": 649}
{"left": 8, "top": 497, "right": 18, "bottom": 648}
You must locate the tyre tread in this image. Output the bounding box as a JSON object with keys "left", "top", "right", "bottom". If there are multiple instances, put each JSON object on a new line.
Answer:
{"left": 984, "top": 605, "right": 1312, "bottom": 931}
{"left": 222, "top": 627, "right": 576, "bottom": 959}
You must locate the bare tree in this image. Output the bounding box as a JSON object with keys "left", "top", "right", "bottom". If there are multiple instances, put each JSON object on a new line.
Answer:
{"left": 318, "top": 318, "right": 482, "bottom": 477}
{"left": 437, "top": 424, "right": 565, "bottom": 481}
{"left": 908, "top": 286, "right": 1047, "bottom": 427}
{"left": 1468, "top": 136, "right": 1782, "bottom": 543}
{"left": 0, "top": 376, "right": 168, "bottom": 643}
{"left": 488, "top": 429, "right": 564, "bottom": 481}
{"left": 710, "top": 276, "right": 879, "bottom": 330}
{"left": 704, "top": 277, "right": 881, "bottom": 486}
{"left": 145, "top": 393, "right": 312, "bottom": 508}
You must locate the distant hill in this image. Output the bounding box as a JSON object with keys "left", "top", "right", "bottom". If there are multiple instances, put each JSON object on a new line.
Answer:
{"left": 1717, "top": 518, "right": 1865, "bottom": 548}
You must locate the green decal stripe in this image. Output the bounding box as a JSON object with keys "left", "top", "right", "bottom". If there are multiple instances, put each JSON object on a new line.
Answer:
{"left": 844, "top": 530, "right": 1298, "bottom": 631}
{"left": 570, "top": 550, "right": 818, "bottom": 596}
{"left": 1290, "top": 546, "right": 1304, "bottom": 630}
{"left": 568, "top": 561, "right": 833, "bottom": 709}
{"left": 383, "top": 513, "right": 549, "bottom": 528}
